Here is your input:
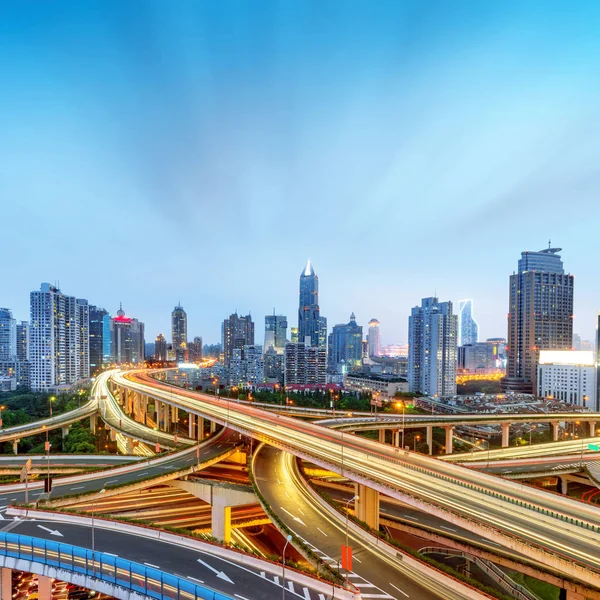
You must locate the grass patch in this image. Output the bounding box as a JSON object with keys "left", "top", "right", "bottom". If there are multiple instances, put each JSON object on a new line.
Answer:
{"left": 508, "top": 571, "right": 560, "bottom": 600}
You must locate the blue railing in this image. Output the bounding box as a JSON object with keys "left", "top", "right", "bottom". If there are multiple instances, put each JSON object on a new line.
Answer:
{"left": 0, "top": 532, "right": 234, "bottom": 600}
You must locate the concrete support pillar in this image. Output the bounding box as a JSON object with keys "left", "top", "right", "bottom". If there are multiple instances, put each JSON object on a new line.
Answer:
{"left": 378, "top": 429, "right": 386, "bottom": 444}
{"left": 589, "top": 421, "right": 597, "bottom": 438}
{"left": 164, "top": 404, "right": 171, "bottom": 431}
{"left": 210, "top": 420, "right": 216, "bottom": 433}
{"left": 61, "top": 426, "right": 70, "bottom": 438}
{"left": 558, "top": 476, "right": 568, "bottom": 495}
{"left": 444, "top": 426, "right": 454, "bottom": 455}
{"left": 501, "top": 423, "right": 510, "bottom": 448}
{"left": 188, "top": 414, "right": 195, "bottom": 439}
{"left": 1, "top": 567, "right": 12, "bottom": 600}
{"left": 198, "top": 417, "right": 205, "bottom": 440}
{"left": 109, "top": 429, "right": 116, "bottom": 442}
{"left": 426, "top": 426, "right": 433, "bottom": 455}
{"left": 171, "top": 406, "right": 179, "bottom": 424}
{"left": 354, "top": 483, "right": 379, "bottom": 530}
{"left": 126, "top": 437, "right": 134, "bottom": 455}
{"left": 564, "top": 590, "right": 585, "bottom": 600}
{"left": 12, "top": 440, "right": 18, "bottom": 455}
{"left": 551, "top": 421, "right": 560, "bottom": 442}
{"left": 211, "top": 503, "right": 232, "bottom": 544}
{"left": 134, "top": 393, "right": 141, "bottom": 422}
{"left": 90, "top": 414, "right": 97, "bottom": 435}
{"left": 392, "top": 430, "right": 400, "bottom": 447}
{"left": 37, "top": 575, "right": 52, "bottom": 600}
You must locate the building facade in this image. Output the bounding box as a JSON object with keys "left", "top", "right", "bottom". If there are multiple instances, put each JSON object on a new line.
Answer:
{"left": 457, "top": 343, "right": 501, "bottom": 374}
{"left": 345, "top": 373, "right": 408, "bottom": 399}
{"left": 505, "top": 246, "right": 574, "bottom": 394}
{"left": 264, "top": 313, "right": 287, "bottom": 353}
{"left": 29, "top": 283, "right": 89, "bottom": 392}
{"left": 110, "top": 304, "right": 145, "bottom": 365}
{"left": 298, "top": 260, "right": 321, "bottom": 347}
{"left": 171, "top": 304, "right": 188, "bottom": 363}
{"left": 537, "top": 350, "right": 596, "bottom": 409}
{"left": 0, "top": 308, "right": 16, "bottom": 361}
{"left": 89, "top": 306, "right": 107, "bottom": 375}
{"left": 229, "top": 345, "right": 264, "bottom": 386}
{"left": 457, "top": 300, "right": 478, "bottom": 346}
{"left": 155, "top": 333, "right": 167, "bottom": 361}
{"left": 284, "top": 342, "right": 327, "bottom": 386}
{"left": 188, "top": 336, "right": 203, "bottom": 362}
{"left": 222, "top": 313, "right": 254, "bottom": 367}
{"left": 329, "top": 313, "right": 363, "bottom": 373}
{"left": 367, "top": 319, "right": 381, "bottom": 358}
{"left": 408, "top": 297, "right": 457, "bottom": 397}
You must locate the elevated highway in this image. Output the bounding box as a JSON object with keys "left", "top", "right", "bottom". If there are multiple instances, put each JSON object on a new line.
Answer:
{"left": 109, "top": 369, "right": 600, "bottom": 590}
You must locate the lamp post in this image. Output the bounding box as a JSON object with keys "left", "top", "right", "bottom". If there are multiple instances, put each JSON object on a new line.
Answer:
{"left": 345, "top": 494, "right": 358, "bottom": 584}
{"left": 282, "top": 534, "right": 293, "bottom": 600}
{"left": 396, "top": 401, "right": 406, "bottom": 449}
{"left": 91, "top": 486, "right": 106, "bottom": 575}
{"left": 49, "top": 395, "right": 56, "bottom": 418}
{"left": 414, "top": 434, "right": 421, "bottom": 453}
{"left": 0, "top": 405, "right": 5, "bottom": 429}
{"left": 529, "top": 424, "right": 536, "bottom": 445}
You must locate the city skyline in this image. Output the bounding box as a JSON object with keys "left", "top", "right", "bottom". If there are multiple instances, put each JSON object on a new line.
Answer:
{"left": 3, "top": 2, "right": 600, "bottom": 344}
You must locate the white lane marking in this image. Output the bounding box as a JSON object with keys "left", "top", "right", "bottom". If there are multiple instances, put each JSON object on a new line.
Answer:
{"left": 302, "top": 587, "right": 311, "bottom": 600}
{"left": 287, "top": 581, "right": 294, "bottom": 591}
{"left": 356, "top": 583, "right": 378, "bottom": 587}
{"left": 71, "top": 486, "right": 85, "bottom": 490}
{"left": 484, "top": 540, "right": 501, "bottom": 546}
{"left": 188, "top": 576, "right": 204, "bottom": 584}
{"left": 235, "top": 595, "right": 251, "bottom": 600}
{"left": 316, "top": 527, "right": 328, "bottom": 537}
{"left": 144, "top": 562, "right": 160, "bottom": 568}
{"left": 402, "top": 514, "right": 419, "bottom": 521}
{"left": 354, "top": 556, "right": 362, "bottom": 563}
{"left": 319, "top": 595, "right": 327, "bottom": 600}
{"left": 10, "top": 499, "right": 16, "bottom": 501}
{"left": 104, "top": 552, "right": 118, "bottom": 557}
{"left": 360, "top": 595, "right": 394, "bottom": 598}
{"left": 280, "top": 507, "right": 306, "bottom": 526}
{"left": 390, "top": 583, "right": 409, "bottom": 597}
{"left": 298, "top": 508, "right": 305, "bottom": 515}
{"left": 348, "top": 573, "right": 361, "bottom": 578}
{"left": 440, "top": 526, "right": 457, "bottom": 532}
{"left": 0, "top": 498, "right": 7, "bottom": 501}
{"left": 273, "top": 576, "right": 280, "bottom": 585}
{"left": 260, "top": 571, "right": 266, "bottom": 578}
{"left": 105, "top": 480, "right": 119, "bottom": 484}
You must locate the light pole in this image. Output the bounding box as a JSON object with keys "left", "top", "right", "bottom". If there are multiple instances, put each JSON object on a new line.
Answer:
{"left": 91, "top": 486, "right": 106, "bottom": 575}
{"left": 345, "top": 494, "right": 358, "bottom": 584}
{"left": 396, "top": 401, "right": 406, "bottom": 449}
{"left": 282, "top": 534, "right": 292, "bottom": 600}
{"left": 529, "top": 425, "right": 536, "bottom": 445}
{"left": 414, "top": 434, "right": 421, "bottom": 453}
{"left": 0, "top": 405, "right": 5, "bottom": 429}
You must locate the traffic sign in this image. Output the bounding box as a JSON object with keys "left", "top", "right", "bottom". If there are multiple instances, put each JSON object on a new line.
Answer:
{"left": 588, "top": 443, "right": 600, "bottom": 451}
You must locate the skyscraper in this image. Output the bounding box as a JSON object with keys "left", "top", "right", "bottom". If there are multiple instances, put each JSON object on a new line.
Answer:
{"left": 408, "top": 297, "right": 457, "bottom": 397}
{"left": 171, "top": 304, "right": 188, "bottom": 363}
{"left": 318, "top": 316, "right": 328, "bottom": 349}
{"left": 0, "top": 308, "right": 16, "bottom": 361}
{"left": 222, "top": 313, "right": 254, "bottom": 367}
{"left": 298, "top": 260, "right": 320, "bottom": 347}
{"left": 110, "top": 304, "right": 145, "bottom": 365}
{"left": 367, "top": 319, "right": 381, "bottom": 358}
{"left": 29, "top": 283, "right": 89, "bottom": 392}
{"left": 188, "top": 336, "right": 203, "bottom": 362}
{"left": 155, "top": 333, "right": 167, "bottom": 361}
{"left": 329, "top": 313, "right": 363, "bottom": 373}
{"left": 89, "top": 306, "right": 108, "bottom": 375}
{"left": 77, "top": 299, "right": 90, "bottom": 380}
{"left": 264, "top": 313, "right": 287, "bottom": 353}
{"left": 457, "top": 300, "right": 478, "bottom": 346}
{"left": 16, "top": 321, "right": 28, "bottom": 362}
{"left": 505, "top": 246, "right": 574, "bottom": 393}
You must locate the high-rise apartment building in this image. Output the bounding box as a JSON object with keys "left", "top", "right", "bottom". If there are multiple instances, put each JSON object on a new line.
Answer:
{"left": 89, "top": 306, "right": 107, "bottom": 375}
{"left": 110, "top": 304, "right": 145, "bottom": 365}
{"left": 16, "top": 321, "right": 28, "bottom": 362}
{"left": 171, "top": 304, "right": 188, "bottom": 363}
{"left": 408, "top": 297, "right": 457, "bottom": 397}
{"left": 328, "top": 313, "right": 363, "bottom": 373}
{"left": 29, "top": 283, "right": 89, "bottom": 392}
{"left": 298, "top": 260, "right": 321, "bottom": 347}
{"left": 188, "top": 336, "right": 203, "bottom": 362}
{"left": 457, "top": 300, "right": 478, "bottom": 346}
{"left": 222, "top": 313, "right": 254, "bottom": 367}
{"left": 318, "top": 316, "right": 328, "bottom": 349}
{"left": 0, "top": 308, "right": 16, "bottom": 360}
{"left": 155, "top": 333, "right": 167, "bottom": 361}
{"left": 505, "top": 246, "right": 574, "bottom": 394}
{"left": 367, "top": 319, "right": 381, "bottom": 358}
{"left": 284, "top": 342, "right": 327, "bottom": 386}
{"left": 264, "top": 313, "right": 287, "bottom": 353}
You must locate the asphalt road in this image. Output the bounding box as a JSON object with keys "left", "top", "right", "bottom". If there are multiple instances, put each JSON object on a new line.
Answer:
{"left": 3, "top": 518, "right": 329, "bottom": 600}
{"left": 254, "top": 444, "right": 457, "bottom": 600}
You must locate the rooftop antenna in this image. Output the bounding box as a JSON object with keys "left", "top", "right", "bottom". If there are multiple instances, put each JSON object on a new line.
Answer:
{"left": 548, "top": 239, "right": 551, "bottom": 249}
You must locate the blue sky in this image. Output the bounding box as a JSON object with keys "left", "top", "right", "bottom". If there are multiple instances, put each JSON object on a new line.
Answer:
{"left": 2, "top": 1, "right": 600, "bottom": 345}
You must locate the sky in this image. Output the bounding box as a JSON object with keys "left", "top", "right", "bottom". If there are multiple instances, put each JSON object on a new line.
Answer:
{"left": 2, "top": 0, "right": 600, "bottom": 346}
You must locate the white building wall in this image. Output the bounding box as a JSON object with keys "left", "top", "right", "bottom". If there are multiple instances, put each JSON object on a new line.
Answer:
{"left": 537, "top": 363, "right": 597, "bottom": 409}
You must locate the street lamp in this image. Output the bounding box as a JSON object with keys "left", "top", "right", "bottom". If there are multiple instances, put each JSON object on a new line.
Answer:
{"left": 0, "top": 405, "right": 6, "bottom": 429}
{"left": 91, "top": 486, "right": 106, "bottom": 575}
{"left": 395, "top": 402, "right": 406, "bottom": 449}
{"left": 282, "top": 534, "right": 293, "bottom": 600}
{"left": 345, "top": 495, "right": 358, "bottom": 584}
{"left": 49, "top": 396, "right": 56, "bottom": 418}
{"left": 414, "top": 434, "right": 421, "bottom": 453}
{"left": 529, "top": 425, "right": 536, "bottom": 446}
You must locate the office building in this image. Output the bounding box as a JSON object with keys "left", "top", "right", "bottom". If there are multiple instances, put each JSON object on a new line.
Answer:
{"left": 222, "top": 313, "right": 254, "bottom": 367}
{"left": 345, "top": 374, "right": 409, "bottom": 400}
{"left": 172, "top": 304, "right": 188, "bottom": 363}
{"left": 328, "top": 313, "right": 363, "bottom": 373}
{"left": 188, "top": 336, "right": 203, "bottom": 362}
{"left": 29, "top": 283, "right": 89, "bottom": 392}
{"left": 367, "top": 319, "right": 381, "bottom": 358}
{"left": 408, "top": 297, "right": 457, "bottom": 397}
{"left": 457, "top": 300, "right": 478, "bottom": 346}
{"left": 457, "top": 343, "right": 502, "bottom": 374}
{"left": 110, "top": 304, "right": 145, "bottom": 365}
{"left": 16, "top": 321, "right": 28, "bottom": 362}
{"left": 264, "top": 313, "right": 287, "bottom": 353}
{"left": 284, "top": 342, "right": 327, "bottom": 386}
{"left": 318, "top": 316, "right": 328, "bottom": 349}
{"left": 505, "top": 246, "right": 574, "bottom": 393}
{"left": 486, "top": 338, "right": 507, "bottom": 370}
{"left": 155, "top": 333, "right": 167, "bottom": 361}
{"left": 0, "top": 308, "right": 16, "bottom": 361}
{"left": 89, "top": 306, "right": 107, "bottom": 375}
{"left": 290, "top": 328, "right": 299, "bottom": 343}
{"left": 537, "top": 351, "right": 596, "bottom": 409}
{"left": 298, "top": 260, "right": 321, "bottom": 347}
{"left": 264, "top": 346, "right": 284, "bottom": 383}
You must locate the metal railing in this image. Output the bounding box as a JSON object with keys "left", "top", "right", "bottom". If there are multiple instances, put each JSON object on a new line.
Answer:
{"left": 0, "top": 532, "right": 234, "bottom": 600}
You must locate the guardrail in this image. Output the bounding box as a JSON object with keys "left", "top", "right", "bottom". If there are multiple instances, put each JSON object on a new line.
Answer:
{"left": 0, "top": 531, "right": 233, "bottom": 600}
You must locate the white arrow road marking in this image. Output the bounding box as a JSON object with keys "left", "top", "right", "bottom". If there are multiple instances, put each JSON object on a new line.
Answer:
{"left": 37, "top": 525, "right": 63, "bottom": 537}
{"left": 280, "top": 507, "right": 306, "bottom": 526}
{"left": 197, "top": 558, "right": 234, "bottom": 584}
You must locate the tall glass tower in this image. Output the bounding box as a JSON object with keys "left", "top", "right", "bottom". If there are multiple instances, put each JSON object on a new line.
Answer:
{"left": 171, "top": 304, "right": 188, "bottom": 362}
{"left": 298, "top": 260, "right": 320, "bottom": 347}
